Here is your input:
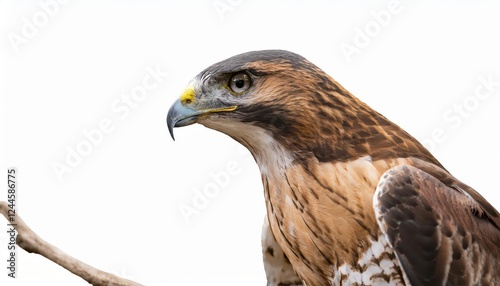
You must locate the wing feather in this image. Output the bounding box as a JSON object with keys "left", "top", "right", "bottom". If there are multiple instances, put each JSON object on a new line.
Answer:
{"left": 374, "top": 165, "right": 500, "bottom": 286}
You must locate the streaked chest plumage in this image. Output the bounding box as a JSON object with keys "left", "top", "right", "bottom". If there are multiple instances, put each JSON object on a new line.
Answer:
{"left": 262, "top": 156, "right": 412, "bottom": 285}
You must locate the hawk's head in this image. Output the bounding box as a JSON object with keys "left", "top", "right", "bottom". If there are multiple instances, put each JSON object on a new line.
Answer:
{"left": 167, "top": 50, "right": 437, "bottom": 168}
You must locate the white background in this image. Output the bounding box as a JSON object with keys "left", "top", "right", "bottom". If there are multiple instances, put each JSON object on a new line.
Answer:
{"left": 1, "top": 1, "right": 499, "bottom": 285}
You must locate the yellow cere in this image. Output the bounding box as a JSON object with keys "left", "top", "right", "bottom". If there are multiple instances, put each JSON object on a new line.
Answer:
{"left": 180, "top": 84, "right": 195, "bottom": 105}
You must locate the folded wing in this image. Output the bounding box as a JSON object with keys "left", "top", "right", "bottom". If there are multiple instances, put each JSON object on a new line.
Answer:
{"left": 374, "top": 165, "right": 500, "bottom": 286}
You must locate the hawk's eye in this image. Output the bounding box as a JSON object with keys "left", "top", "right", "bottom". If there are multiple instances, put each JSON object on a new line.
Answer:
{"left": 229, "top": 72, "right": 251, "bottom": 94}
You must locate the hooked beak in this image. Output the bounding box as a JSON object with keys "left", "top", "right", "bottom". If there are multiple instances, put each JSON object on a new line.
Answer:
{"left": 166, "top": 99, "right": 238, "bottom": 140}
{"left": 166, "top": 99, "right": 205, "bottom": 140}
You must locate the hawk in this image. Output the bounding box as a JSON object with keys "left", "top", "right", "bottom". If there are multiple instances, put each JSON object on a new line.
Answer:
{"left": 167, "top": 50, "right": 500, "bottom": 286}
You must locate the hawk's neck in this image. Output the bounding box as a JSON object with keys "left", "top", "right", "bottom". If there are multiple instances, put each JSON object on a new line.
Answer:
{"left": 203, "top": 118, "right": 415, "bottom": 284}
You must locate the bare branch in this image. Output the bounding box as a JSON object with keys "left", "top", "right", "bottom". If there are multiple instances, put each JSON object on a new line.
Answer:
{"left": 0, "top": 201, "right": 143, "bottom": 286}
